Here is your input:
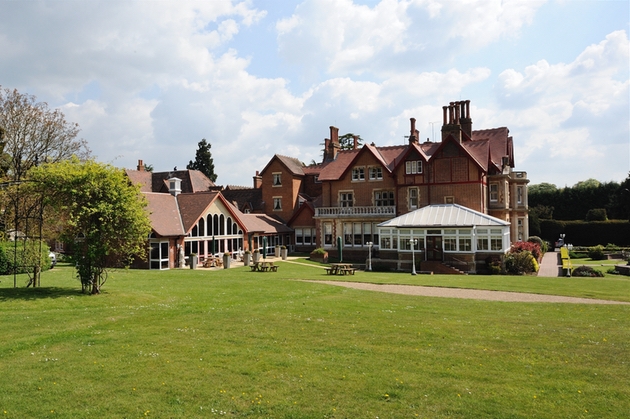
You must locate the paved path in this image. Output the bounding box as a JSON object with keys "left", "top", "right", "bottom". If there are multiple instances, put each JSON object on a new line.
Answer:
{"left": 538, "top": 250, "right": 562, "bottom": 277}
{"left": 305, "top": 280, "right": 629, "bottom": 305}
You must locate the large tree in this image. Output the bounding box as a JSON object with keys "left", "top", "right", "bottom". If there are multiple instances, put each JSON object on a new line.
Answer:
{"left": 29, "top": 158, "right": 152, "bottom": 294}
{"left": 0, "top": 86, "right": 90, "bottom": 182}
{"left": 187, "top": 138, "right": 217, "bottom": 182}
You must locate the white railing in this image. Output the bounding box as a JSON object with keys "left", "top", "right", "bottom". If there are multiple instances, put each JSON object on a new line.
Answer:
{"left": 315, "top": 206, "right": 396, "bottom": 218}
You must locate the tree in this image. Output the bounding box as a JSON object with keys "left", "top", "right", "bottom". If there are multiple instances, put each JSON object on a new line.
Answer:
{"left": 28, "top": 158, "right": 152, "bottom": 294}
{"left": 187, "top": 139, "right": 217, "bottom": 182}
{"left": 0, "top": 86, "right": 90, "bottom": 182}
{"left": 338, "top": 133, "right": 363, "bottom": 150}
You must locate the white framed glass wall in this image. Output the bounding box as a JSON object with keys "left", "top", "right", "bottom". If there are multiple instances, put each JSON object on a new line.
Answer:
{"left": 149, "top": 240, "right": 170, "bottom": 270}
{"left": 185, "top": 213, "right": 244, "bottom": 257}
{"left": 378, "top": 227, "right": 506, "bottom": 253}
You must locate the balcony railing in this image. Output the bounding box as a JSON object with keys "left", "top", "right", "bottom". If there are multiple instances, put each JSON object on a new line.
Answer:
{"left": 315, "top": 206, "right": 396, "bottom": 218}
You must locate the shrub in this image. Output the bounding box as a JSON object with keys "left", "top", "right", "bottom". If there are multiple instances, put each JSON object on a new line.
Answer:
{"left": 528, "top": 236, "right": 547, "bottom": 253}
{"left": 311, "top": 247, "right": 327, "bottom": 256}
{"left": 585, "top": 208, "right": 607, "bottom": 221}
{"left": 572, "top": 265, "right": 604, "bottom": 277}
{"left": 588, "top": 245, "right": 606, "bottom": 261}
{"left": 0, "top": 240, "right": 51, "bottom": 275}
{"left": 505, "top": 250, "right": 538, "bottom": 275}
{"left": 510, "top": 241, "right": 542, "bottom": 261}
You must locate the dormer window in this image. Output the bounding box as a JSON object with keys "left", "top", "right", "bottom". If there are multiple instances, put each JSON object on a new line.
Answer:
{"left": 352, "top": 167, "right": 365, "bottom": 181}
{"left": 168, "top": 177, "right": 182, "bottom": 196}
{"left": 273, "top": 173, "right": 282, "bottom": 186}
{"left": 405, "top": 161, "right": 422, "bottom": 174}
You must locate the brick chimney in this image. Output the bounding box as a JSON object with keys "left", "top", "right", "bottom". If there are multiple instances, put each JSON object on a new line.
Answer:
{"left": 137, "top": 159, "right": 144, "bottom": 171}
{"left": 441, "top": 101, "right": 469, "bottom": 143}
{"left": 409, "top": 118, "right": 419, "bottom": 144}
{"left": 353, "top": 135, "right": 359, "bottom": 149}
{"left": 460, "top": 100, "right": 472, "bottom": 139}
{"left": 253, "top": 170, "right": 262, "bottom": 189}
{"left": 323, "top": 126, "right": 340, "bottom": 162}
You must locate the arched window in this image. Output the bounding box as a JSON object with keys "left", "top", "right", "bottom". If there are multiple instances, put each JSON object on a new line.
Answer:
{"left": 198, "top": 218, "right": 205, "bottom": 236}
{"left": 219, "top": 215, "right": 225, "bottom": 235}
{"left": 207, "top": 214, "right": 213, "bottom": 236}
{"left": 191, "top": 225, "right": 198, "bottom": 237}
{"left": 227, "top": 217, "right": 233, "bottom": 235}
{"left": 233, "top": 223, "right": 238, "bottom": 234}
{"left": 213, "top": 215, "right": 219, "bottom": 236}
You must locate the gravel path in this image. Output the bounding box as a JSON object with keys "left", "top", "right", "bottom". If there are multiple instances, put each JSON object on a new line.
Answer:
{"left": 305, "top": 280, "right": 629, "bottom": 305}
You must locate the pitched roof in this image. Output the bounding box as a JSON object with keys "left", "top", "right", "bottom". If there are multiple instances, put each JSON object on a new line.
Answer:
{"left": 221, "top": 187, "right": 264, "bottom": 212}
{"left": 144, "top": 192, "right": 185, "bottom": 236}
{"left": 471, "top": 127, "right": 512, "bottom": 171}
{"left": 378, "top": 204, "right": 510, "bottom": 228}
{"left": 126, "top": 169, "right": 216, "bottom": 194}
{"left": 176, "top": 191, "right": 220, "bottom": 232}
{"left": 239, "top": 213, "right": 294, "bottom": 234}
{"left": 260, "top": 154, "right": 306, "bottom": 177}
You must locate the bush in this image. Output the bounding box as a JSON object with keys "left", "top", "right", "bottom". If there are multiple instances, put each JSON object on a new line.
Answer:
{"left": 585, "top": 208, "right": 607, "bottom": 221}
{"left": 527, "top": 236, "right": 547, "bottom": 253}
{"left": 505, "top": 250, "right": 538, "bottom": 275}
{"left": 0, "top": 240, "right": 51, "bottom": 275}
{"left": 311, "top": 247, "right": 327, "bottom": 256}
{"left": 510, "top": 241, "right": 542, "bottom": 261}
{"left": 572, "top": 265, "right": 605, "bottom": 277}
{"left": 588, "top": 245, "right": 606, "bottom": 261}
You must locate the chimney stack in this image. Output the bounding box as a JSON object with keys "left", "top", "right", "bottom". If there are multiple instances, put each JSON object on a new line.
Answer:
{"left": 353, "top": 135, "right": 359, "bottom": 149}
{"left": 409, "top": 118, "right": 418, "bottom": 144}
{"left": 441, "top": 100, "right": 472, "bottom": 143}
{"left": 328, "top": 126, "right": 340, "bottom": 161}
{"left": 137, "top": 159, "right": 144, "bottom": 171}
{"left": 253, "top": 170, "right": 262, "bottom": 189}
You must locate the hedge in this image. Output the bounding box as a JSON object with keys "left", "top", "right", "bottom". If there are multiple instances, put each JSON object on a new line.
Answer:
{"left": 538, "top": 220, "right": 630, "bottom": 246}
{"left": 0, "top": 240, "right": 52, "bottom": 275}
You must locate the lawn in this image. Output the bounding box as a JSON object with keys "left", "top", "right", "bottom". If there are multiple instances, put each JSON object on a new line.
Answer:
{"left": 1, "top": 262, "right": 629, "bottom": 418}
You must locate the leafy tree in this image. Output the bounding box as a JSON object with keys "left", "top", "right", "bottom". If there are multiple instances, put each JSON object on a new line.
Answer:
{"left": 0, "top": 86, "right": 89, "bottom": 182}
{"left": 187, "top": 139, "right": 217, "bottom": 182}
{"left": 29, "top": 158, "right": 152, "bottom": 294}
{"left": 143, "top": 163, "right": 154, "bottom": 172}
{"left": 338, "top": 133, "right": 363, "bottom": 150}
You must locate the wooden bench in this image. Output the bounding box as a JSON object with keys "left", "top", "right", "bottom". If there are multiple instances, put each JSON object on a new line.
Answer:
{"left": 325, "top": 268, "right": 334, "bottom": 275}
{"left": 269, "top": 265, "right": 279, "bottom": 272}
{"left": 340, "top": 267, "right": 356, "bottom": 275}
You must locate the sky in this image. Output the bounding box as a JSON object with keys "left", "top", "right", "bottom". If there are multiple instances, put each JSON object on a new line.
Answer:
{"left": 0, "top": 0, "right": 628, "bottom": 188}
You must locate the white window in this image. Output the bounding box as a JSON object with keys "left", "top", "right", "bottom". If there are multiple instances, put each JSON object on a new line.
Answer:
{"left": 323, "top": 222, "right": 333, "bottom": 246}
{"left": 490, "top": 237, "right": 503, "bottom": 251}
{"left": 408, "top": 188, "right": 418, "bottom": 209}
{"left": 343, "top": 223, "right": 352, "bottom": 246}
{"left": 459, "top": 238, "right": 472, "bottom": 251}
{"left": 490, "top": 184, "right": 498, "bottom": 202}
{"left": 369, "top": 167, "right": 383, "bottom": 180}
{"left": 340, "top": 192, "right": 353, "bottom": 207}
{"left": 477, "top": 237, "right": 489, "bottom": 251}
{"left": 273, "top": 197, "right": 282, "bottom": 210}
{"left": 374, "top": 190, "right": 395, "bottom": 207}
{"left": 517, "top": 186, "right": 523, "bottom": 204}
{"left": 405, "top": 160, "right": 423, "bottom": 174}
{"left": 273, "top": 173, "right": 282, "bottom": 186}
{"left": 352, "top": 167, "right": 365, "bottom": 181}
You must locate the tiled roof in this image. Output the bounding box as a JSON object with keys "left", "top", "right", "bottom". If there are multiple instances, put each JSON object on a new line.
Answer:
{"left": 176, "top": 191, "right": 219, "bottom": 233}
{"left": 144, "top": 192, "right": 185, "bottom": 236}
{"left": 222, "top": 187, "right": 264, "bottom": 212}
{"left": 472, "top": 127, "right": 512, "bottom": 170}
{"left": 126, "top": 169, "right": 216, "bottom": 194}
{"left": 239, "top": 213, "right": 294, "bottom": 234}
{"left": 317, "top": 149, "right": 361, "bottom": 181}
{"left": 378, "top": 204, "right": 510, "bottom": 228}
{"left": 260, "top": 154, "right": 306, "bottom": 177}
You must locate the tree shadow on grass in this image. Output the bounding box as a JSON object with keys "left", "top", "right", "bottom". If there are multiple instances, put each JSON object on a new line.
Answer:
{"left": 0, "top": 286, "right": 88, "bottom": 301}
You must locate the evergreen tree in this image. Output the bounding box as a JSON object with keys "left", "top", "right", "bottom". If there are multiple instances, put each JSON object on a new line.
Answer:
{"left": 187, "top": 139, "right": 217, "bottom": 182}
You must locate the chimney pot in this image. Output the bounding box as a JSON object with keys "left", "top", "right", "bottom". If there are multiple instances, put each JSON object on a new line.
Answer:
{"left": 137, "top": 159, "right": 144, "bottom": 171}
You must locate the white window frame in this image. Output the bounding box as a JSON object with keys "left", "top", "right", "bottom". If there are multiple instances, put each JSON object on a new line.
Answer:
{"left": 408, "top": 187, "right": 419, "bottom": 209}
{"left": 273, "top": 196, "right": 282, "bottom": 211}
{"left": 351, "top": 166, "right": 365, "bottom": 181}
{"left": 490, "top": 184, "right": 498, "bottom": 202}
{"left": 340, "top": 191, "right": 354, "bottom": 207}
{"left": 405, "top": 160, "right": 423, "bottom": 174}
{"left": 272, "top": 172, "right": 282, "bottom": 187}
{"left": 369, "top": 166, "right": 383, "bottom": 180}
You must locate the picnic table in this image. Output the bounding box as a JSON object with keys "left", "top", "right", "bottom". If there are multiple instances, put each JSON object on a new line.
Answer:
{"left": 326, "top": 263, "right": 356, "bottom": 275}
{"left": 250, "top": 261, "right": 278, "bottom": 272}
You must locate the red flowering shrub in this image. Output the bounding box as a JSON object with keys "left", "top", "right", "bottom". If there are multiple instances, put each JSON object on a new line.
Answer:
{"left": 510, "top": 241, "right": 542, "bottom": 261}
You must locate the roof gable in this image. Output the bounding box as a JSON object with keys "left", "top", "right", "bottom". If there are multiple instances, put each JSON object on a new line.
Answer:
{"left": 260, "top": 154, "right": 305, "bottom": 177}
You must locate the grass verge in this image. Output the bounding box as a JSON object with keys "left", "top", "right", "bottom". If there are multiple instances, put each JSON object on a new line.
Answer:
{"left": 1, "top": 262, "right": 628, "bottom": 418}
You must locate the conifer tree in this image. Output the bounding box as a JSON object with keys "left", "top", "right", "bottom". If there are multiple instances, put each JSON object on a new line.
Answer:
{"left": 187, "top": 139, "right": 217, "bottom": 182}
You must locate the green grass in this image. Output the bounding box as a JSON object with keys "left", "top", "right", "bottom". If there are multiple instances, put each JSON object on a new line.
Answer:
{"left": 570, "top": 258, "right": 627, "bottom": 276}
{"left": 1, "top": 262, "right": 629, "bottom": 418}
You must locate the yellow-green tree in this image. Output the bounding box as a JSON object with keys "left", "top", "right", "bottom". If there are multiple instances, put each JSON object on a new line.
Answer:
{"left": 29, "top": 158, "right": 152, "bottom": 294}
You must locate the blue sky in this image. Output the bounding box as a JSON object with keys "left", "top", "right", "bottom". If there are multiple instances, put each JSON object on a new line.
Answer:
{"left": 1, "top": 0, "right": 628, "bottom": 188}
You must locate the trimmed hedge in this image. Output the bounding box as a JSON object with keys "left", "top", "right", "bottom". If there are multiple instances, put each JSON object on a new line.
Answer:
{"left": 539, "top": 220, "right": 630, "bottom": 246}
{"left": 0, "top": 240, "right": 52, "bottom": 275}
